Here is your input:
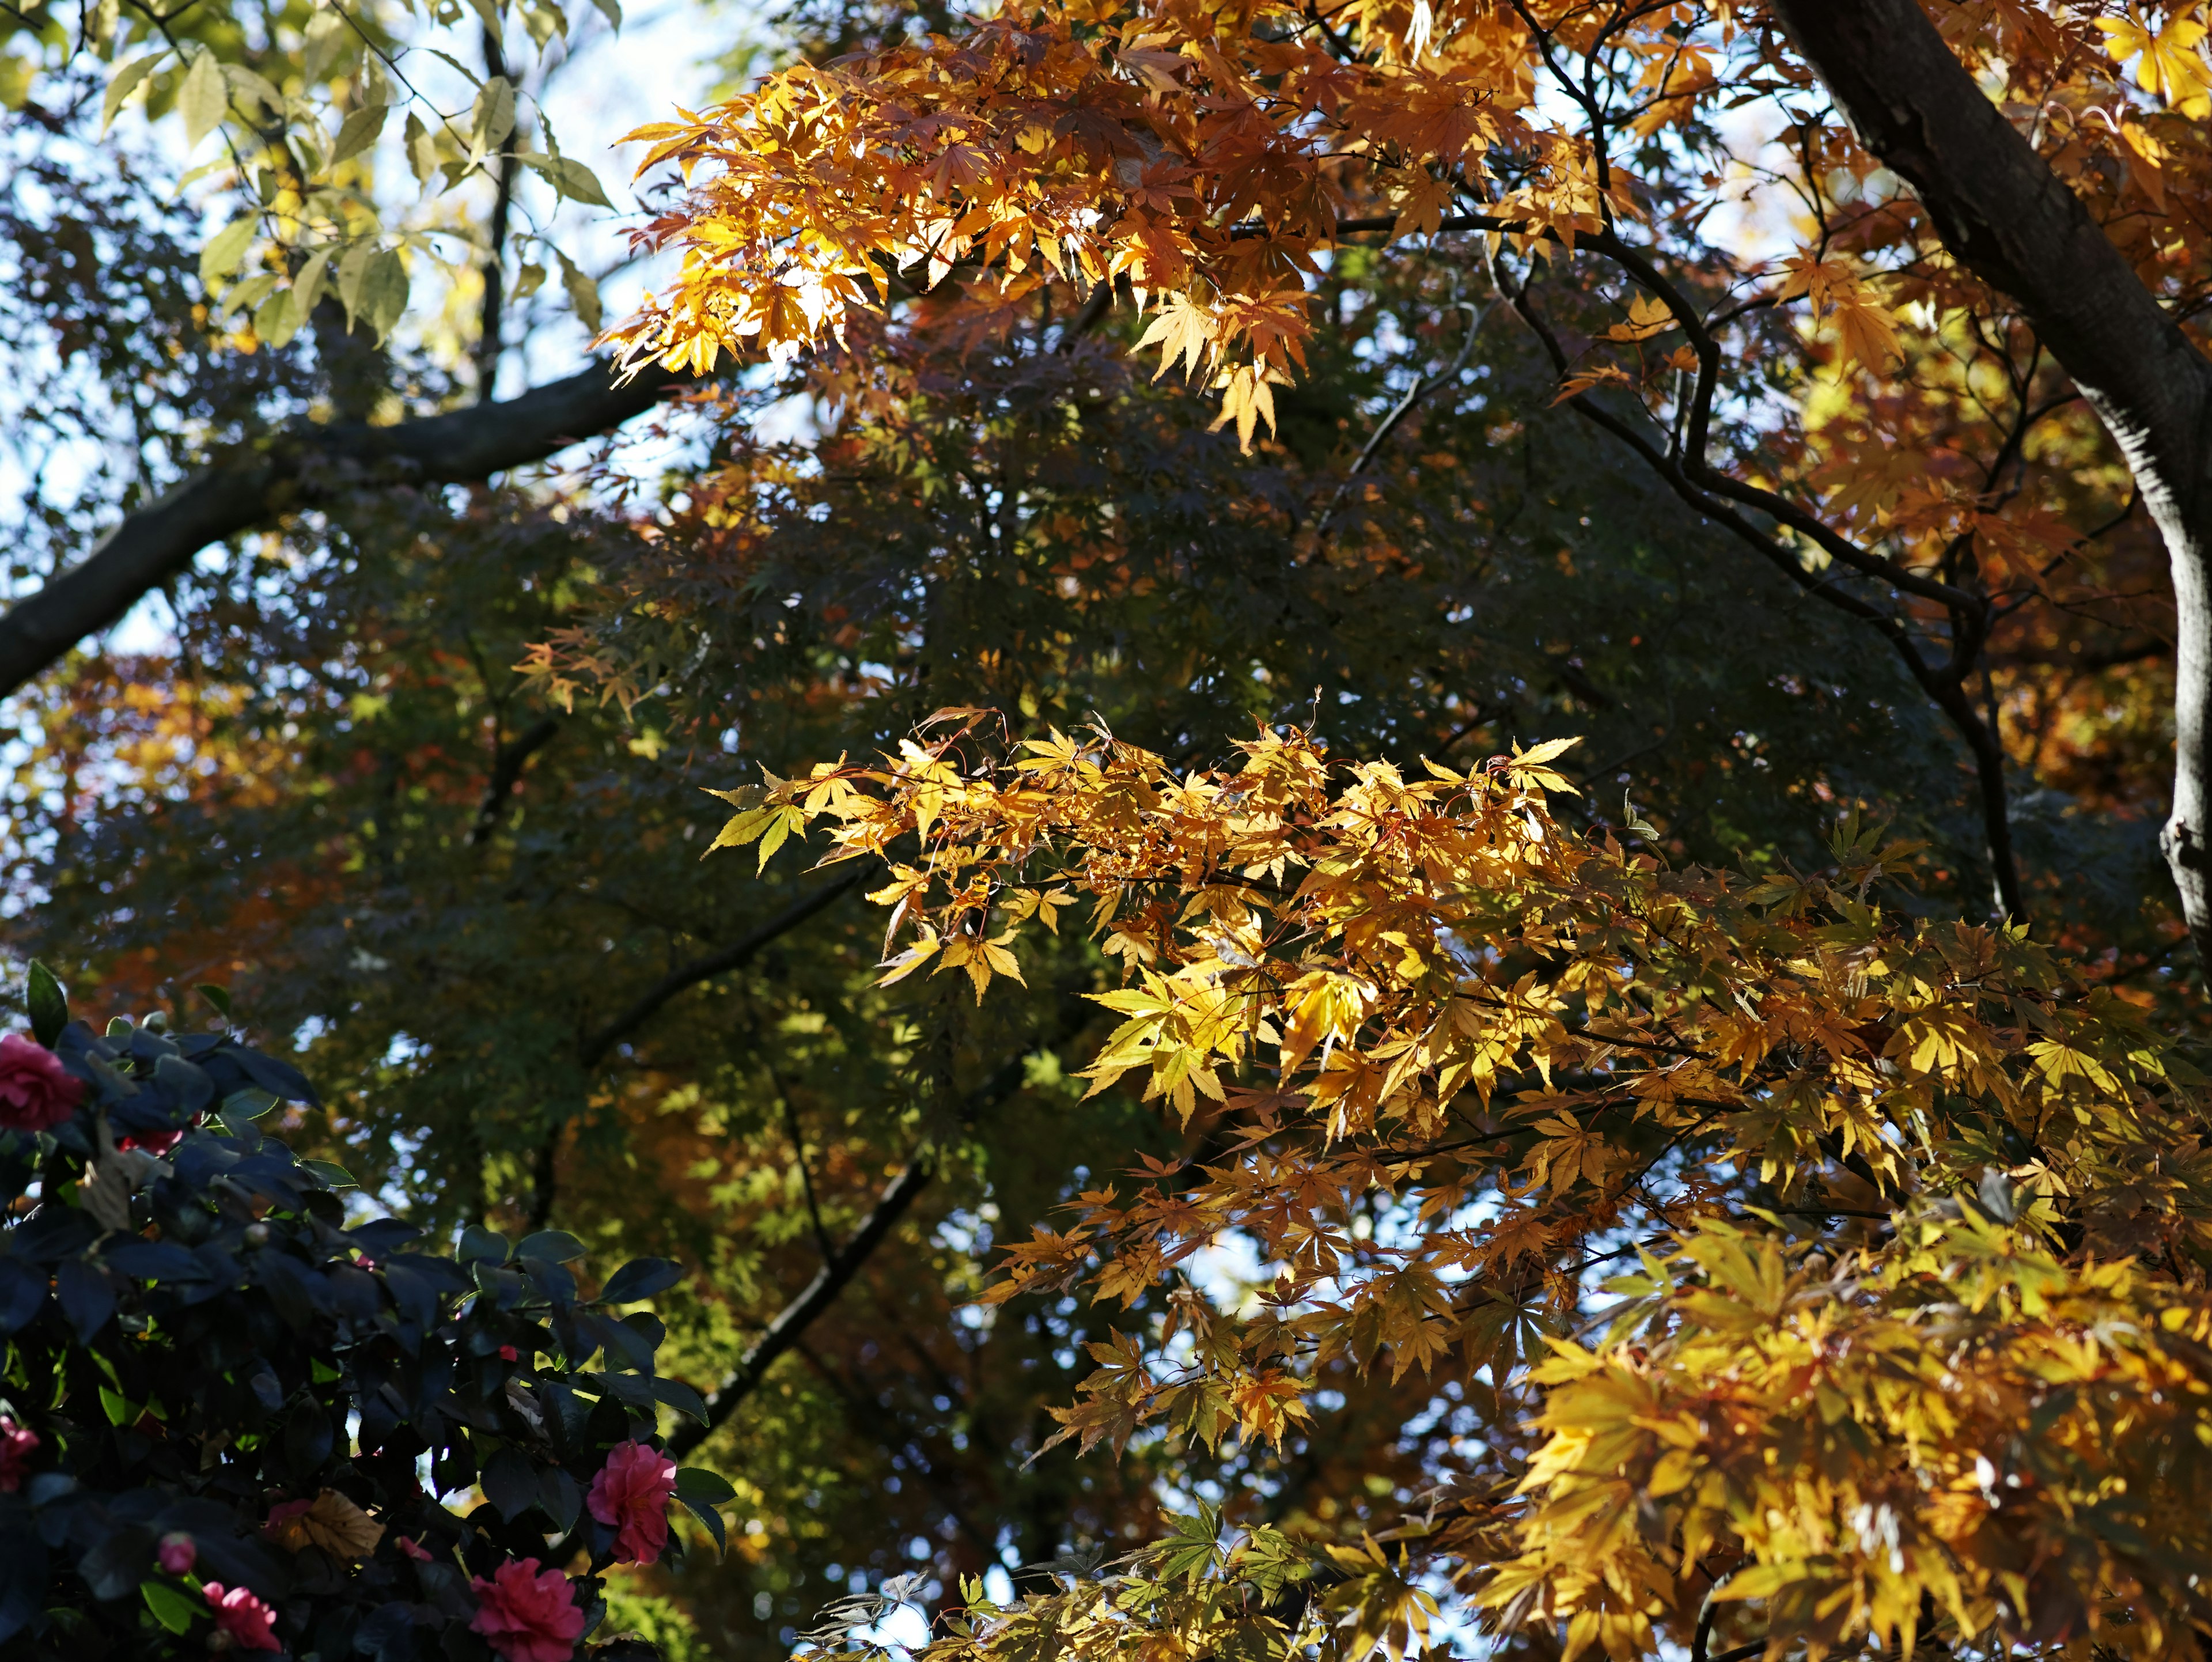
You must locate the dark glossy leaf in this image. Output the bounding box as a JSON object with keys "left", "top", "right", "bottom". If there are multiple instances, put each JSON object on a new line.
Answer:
{"left": 229, "top": 1044, "right": 320, "bottom": 1107}
{"left": 77, "top": 1524, "right": 151, "bottom": 1600}
{"left": 672, "top": 1491, "right": 726, "bottom": 1552}
{"left": 514, "top": 1230, "right": 585, "bottom": 1263}
{"left": 25, "top": 963, "right": 66, "bottom": 1049}
{"left": 0, "top": 1259, "right": 47, "bottom": 1332}
{"left": 55, "top": 1258, "right": 115, "bottom": 1345}
{"left": 103, "top": 1241, "right": 204, "bottom": 1283}
{"left": 674, "top": 1466, "right": 736, "bottom": 1505}
{"left": 0, "top": 1528, "right": 47, "bottom": 1645}
{"left": 649, "top": 1377, "right": 708, "bottom": 1424}
{"left": 539, "top": 1464, "right": 581, "bottom": 1533}
{"left": 357, "top": 1600, "right": 419, "bottom": 1662}
{"left": 598, "top": 1258, "right": 682, "bottom": 1304}
{"left": 458, "top": 1226, "right": 509, "bottom": 1267}
{"left": 479, "top": 1444, "right": 539, "bottom": 1523}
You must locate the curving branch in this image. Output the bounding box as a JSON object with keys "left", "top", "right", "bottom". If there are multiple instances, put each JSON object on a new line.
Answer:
{"left": 577, "top": 869, "right": 865, "bottom": 1069}
{"left": 1768, "top": 0, "right": 2212, "bottom": 956}
{"left": 0, "top": 359, "right": 684, "bottom": 701}
{"left": 666, "top": 1155, "right": 934, "bottom": 1459}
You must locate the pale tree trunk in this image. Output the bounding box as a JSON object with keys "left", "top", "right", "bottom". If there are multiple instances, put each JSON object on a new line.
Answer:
{"left": 1769, "top": 0, "right": 2212, "bottom": 963}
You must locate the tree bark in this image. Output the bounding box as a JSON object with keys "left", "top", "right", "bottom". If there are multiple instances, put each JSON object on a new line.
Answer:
{"left": 0, "top": 359, "right": 681, "bottom": 702}
{"left": 1768, "top": 0, "right": 2212, "bottom": 956}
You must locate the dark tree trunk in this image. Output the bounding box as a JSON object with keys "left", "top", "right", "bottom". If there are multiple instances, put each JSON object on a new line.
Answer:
{"left": 1770, "top": 0, "right": 2212, "bottom": 960}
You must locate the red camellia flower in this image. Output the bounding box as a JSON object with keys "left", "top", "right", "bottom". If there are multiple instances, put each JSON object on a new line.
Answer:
{"left": 0, "top": 1417, "right": 39, "bottom": 1492}
{"left": 157, "top": 1532, "right": 197, "bottom": 1576}
{"left": 585, "top": 1440, "right": 677, "bottom": 1565}
{"left": 0, "top": 1035, "right": 83, "bottom": 1133}
{"left": 202, "top": 1583, "right": 283, "bottom": 1652}
{"left": 469, "top": 1558, "right": 585, "bottom": 1662}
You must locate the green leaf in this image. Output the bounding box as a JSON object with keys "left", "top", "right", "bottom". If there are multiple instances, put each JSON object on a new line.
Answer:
{"left": 218, "top": 272, "right": 280, "bottom": 320}
{"left": 404, "top": 111, "right": 438, "bottom": 189}
{"left": 142, "top": 1580, "right": 199, "bottom": 1635}
{"left": 650, "top": 1376, "right": 708, "bottom": 1422}
{"left": 553, "top": 247, "right": 601, "bottom": 332}
{"left": 100, "top": 52, "right": 164, "bottom": 133}
{"left": 672, "top": 1491, "right": 726, "bottom": 1551}
{"left": 179, "top": 48, "right": 226, "bottom": 149}
{"left": 471, "top": 75, "right": 516, "bottom": 152}
{"left": 301, "top": 9, "right": 348, "bottom": 84}
{"left": 199, "top": 217, "right": 256, "bottom": 290}
{"left": 359, "top": 247, "right": 409, "bottom": 341}
{"left": 331, "top": 102, "right": 388, "bottom": 166}
{"left": 25, "top": 962, "right": 66, "bottom": 1047}
{"left": 300, "top": 1159, "right": 355, "bottom": 1188}
{"left": 220, "top": 62, "right": 283, "bottom": 116}
{"left": 516, "top": 1229, "right": 586, "bottom": 1263}
{"left": 600, "top": 1256, "right": 681, "bottom": 1303}
{"left": 674, "top": 1466, "right": 736, "bottom": 1505}
{"left": 590, "top": 0, "right": 620, "bottom": 29}
{"left": 194, "top": 983, "right": 233, "bottom": 1018}
{"left": 100, "top": 1385, "right": 133, "bottom": 1425}
{"left": 293, "top": 245, "right": 335, "bottom": 319}
{"left": 520, "top": 153, "right": 611, "bottom": 209}
{"left": 460, "top": 1225, "right": 510, "bottom": 1265}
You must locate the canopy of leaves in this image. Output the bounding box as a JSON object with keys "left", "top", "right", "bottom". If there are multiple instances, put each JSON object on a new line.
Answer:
{"left": 719, "top": 717, "right": 2212, "bottom": 1658}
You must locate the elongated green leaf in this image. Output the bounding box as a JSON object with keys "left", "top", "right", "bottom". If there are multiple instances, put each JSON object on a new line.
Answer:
{"left": 100, "top": 52, "right": 164, "bottom": 133}
{"left": 142, "top": 1581, "right": 198, "bottom": 1635}
{"left": 554, "top": 247, "right": 601, "bottom": 331}
{"left": 26, "top": 962, "right": 66, "bottom": 1047}
{"left": 472, "top": 75, "right": 516, "bottom": 152}
{"left": 331, "top": 102, "right": 388, "bottom": 165}
{"left": 521, "top": 153, "right": 611, "bottom": 209}
{"left": 199, "top": 217, "right": 256, "bottom": 289}
{"left": 179, "top": 50, "right": 225, "bottom": 149}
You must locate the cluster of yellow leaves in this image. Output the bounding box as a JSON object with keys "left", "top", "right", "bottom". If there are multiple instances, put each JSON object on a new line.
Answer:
{"left": 607, "top": 0, "right": 1641, "bottom": 440}
{"left": 711, "top": 718, "right": 2212, "bottom": 1657}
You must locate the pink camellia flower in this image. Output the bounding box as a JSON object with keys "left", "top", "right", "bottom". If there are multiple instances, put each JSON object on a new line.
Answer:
{"left": 395, "top": 1535, "right": 433, "bottom": 1562}
{"left": 202, "top": 1583, "right": 283, "bottom": 1652}
{"left": 497, "top": 1345, "right": 518, "bottom": 1362}
{"left": 0, "top": 1035, "right": 84, "bottom": 1133}
{"left": 262, "top": 1497, "right": 312, "bottom": 1541}
{"left": 468, "top": 1558, "right": 585, "bottom": 1662}
{"left": 0, "top": 1417, "right": 39, "bottom": 1492}
{"left": 157, "top": 1532, "right": 197, "bottom": 1576}
{"left": 585, "top": 1440, "right": 677, "bottom": 1565}
{"left": 118, "top": 1126, "right": 185, "bottom": 1155}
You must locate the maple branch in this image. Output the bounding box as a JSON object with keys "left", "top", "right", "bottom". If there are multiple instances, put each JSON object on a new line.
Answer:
{"left": 0, "top": 360, "right": 684, "bottom": 702}
{"left": 1767, "top": 0, "right": 2212, "bottom": 956}
{"left": 1311, "top": 301, "right": 1488, "bottom": 540}
{"left": 578, "top": 868, "right": 864, "bottom": 1067}
{"left": 468, "top": 715, "right": 559, "bottom": 846}
{"left": 1487, "top": 248, "right": 2028, "bottom": 919}
{"left": 664, "top": 986, "right": 1098, "bottom": 1456}
{"left": 666, "top": 1154, "right": 935, "bottom": 1460}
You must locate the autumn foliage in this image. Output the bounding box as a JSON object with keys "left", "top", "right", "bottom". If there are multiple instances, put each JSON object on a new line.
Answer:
{"left": 715, "top": 718, "right": 2212, "bottom": 1658}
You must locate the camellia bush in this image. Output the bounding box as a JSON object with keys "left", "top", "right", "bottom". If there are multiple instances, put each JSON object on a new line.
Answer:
{"left": 0, "top": 971, "right": 736, "bottom": 1661}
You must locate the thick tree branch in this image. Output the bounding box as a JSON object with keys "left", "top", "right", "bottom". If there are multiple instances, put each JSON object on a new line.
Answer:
{"left": 665, "top": 989, "right": 1098, "bottom": 1457}
{"left": 468, "top": 715, "right": 559, "bottom": 846}
{"left": 578, "top": 868, "right": 864, "bottom": 1069}
{"left": 1768, "top": 0, "right": 2212, "bottom": 953}
{"left": 666, "top": 1156, "right": 934, "bottom": 1459}
{"left": 0, "top": 360, "right": 683, "bottom": 702}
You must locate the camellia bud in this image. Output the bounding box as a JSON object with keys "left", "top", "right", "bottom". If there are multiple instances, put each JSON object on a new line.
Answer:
{"left": 206, "top": 1629, "right": 235, "bottom": 1652}
{"left": 157, "top": 1532, "right": 196, "bottom": 1575}
{"left": 243, "top": 1222, "right": 271, "bottom": 1247}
